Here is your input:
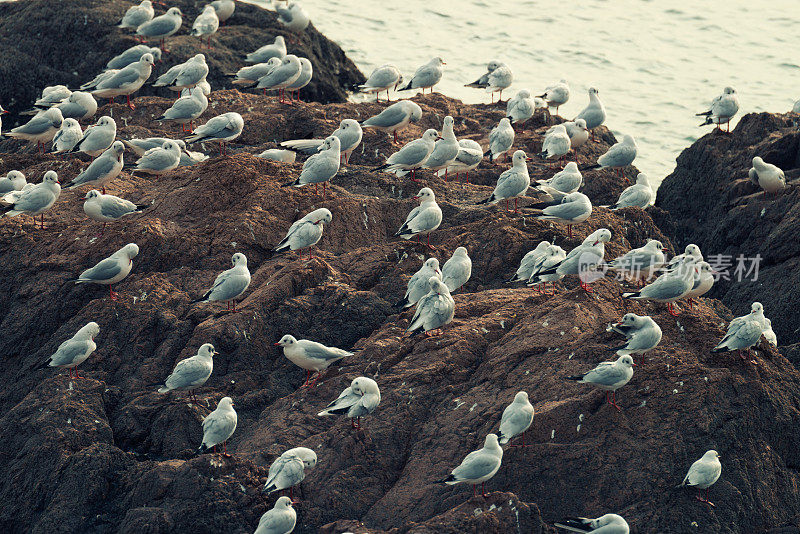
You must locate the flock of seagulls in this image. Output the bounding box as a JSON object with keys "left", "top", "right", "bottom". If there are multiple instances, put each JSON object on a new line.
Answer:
{"left": 0, "top": 1, "right": 791, "bottom": 533}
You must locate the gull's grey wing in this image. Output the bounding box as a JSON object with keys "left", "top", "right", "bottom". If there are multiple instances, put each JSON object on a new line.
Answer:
{"left": 50, "top": 339, "right": 90, "bottom": 367}
{"left": 363, "top": 105, "right": 408, "bottom": 128}
{"left": 625, "top": 327, "right": 661, "bottom": 351}
{"left": 98, "top": 67, "right": 141, "bottom": 90}
{"left": 265, "top": 457, "right": 305, "bottom": 491}
{"left": 100, "top": 196, "right": 138, "bottom": 219}
{"left": 299, "top": 153, "right": 339, "bottom": 183}
{"left": 406, "top": 206, "right": 440, "bottom": 233}
{"left": 72, "top": 156, "right": 118, "bottom": 186}
{"left": 640, "top": 276, "right": 688, "bottom": 300}
{"left": 615, "top": 185, "right": 651, "bottom": 208}
{"left": 11, "top": 187, "right": 53, "bottom": 212}
{"left": 137, "top": 148, "right": 177, "bottom": 170}
{"left": 451, "top": 451, "right": 500, "bottom": 481}
{"left": 79, "top": 257, "right": 122, "bottom": 282}
{"left": 202, "top": 410, "right": 236, "bottom": 443}
{"left": 302, "top": 343, "right": 351, "bottom": 362}
{"left": 155, "top": 64, "right": 182, "bottom": 86}
{"left": 685, "top": 460, "right": 721, "bottom": 487}
{"left": 207, "top": 271, "right": 249, "bottom": 301}
{"left": 166, "top": 357, "right": 211, "bottom": 389}
{"left": 389, "top": 141, "right": 430, "bottom": 166}
{"left": 598, "top": 143, "right": 636, "bottom": 167}
{"left": 175, "top": 63, "right": 207, "bottom": 87}
{"left": 499, "top": 404, "right": 533, "bottom": 438}
{"left": 139, "top": 17, "right": 179, "bottom": 37}
{"left": 541, "top": 200, "right": 588, "bottom": 221}
{"left": 12, "top": 115, "right": 55, "bottom": 136}
{"left": 583, "top": 362, "right": 625, "bottom": 386}
{"left": 721, "top": 320, "right": 763, "bottom": 350}
{"left": 163, "top": 97, "right": 203, "bottom": 120}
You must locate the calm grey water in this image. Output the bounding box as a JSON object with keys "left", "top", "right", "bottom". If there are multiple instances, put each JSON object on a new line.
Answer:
{"left": 251, "top": 0, "right": 800, "bottom": 185}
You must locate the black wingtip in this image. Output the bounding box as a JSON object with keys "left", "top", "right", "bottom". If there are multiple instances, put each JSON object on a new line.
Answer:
{"left": 564, "top": 375, "right": 583, "bottom": 381}
{"left": 282, "top": 179, "right": 298, "bottom": 187}
{"left": 393, "top": 297, "right": 409, "bottom": 309}
{"left": 435, "top": 474, "right": 456, "bottom": 484}
{"left": 580, "top": 163, "right": 601, "bottom": 171}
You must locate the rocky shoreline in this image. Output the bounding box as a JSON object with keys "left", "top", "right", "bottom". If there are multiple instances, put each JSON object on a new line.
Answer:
{"left": 1, "top": 1, "right": 800, "bottom": 534}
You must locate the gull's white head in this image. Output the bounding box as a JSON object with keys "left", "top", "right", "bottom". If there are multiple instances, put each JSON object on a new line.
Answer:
{"left": 751, "top": 302, "right": 764, "bottom": 313}
{"left": 85, "top": 190, "right": 101, "bottom": 200}
{"left": 424, "top": 257, "right": 441, "bottom": 275}
{"left": 140, "top": 53, "right": 155, "bottom": 66}
{"left": 588, "top": 87, "right": 599, "bottom": 95}
{"left": 309, "top": 208, "right": 333, "bottom": 225}
{"left": 43, "top": 170, "right": 60, "bottom": 184}
{"left": 575, "top": 118, "right": 588, "bottom": 130}
{"left": 121, "top": 242, "right": 140, "bottom": 259}
{"left": 275, "top": 334, "right": 297, "bottom": 347}
{"left": 77, "top": 321, "right": 101, "bottom": 340}
{"left": 166, "top": 7, "right": 183, "bottom": 17}
{"left": 517, "top": 89, "right": 531, "bottom": 98}
{"left": 422, "top": 128, "right": 439, "bottom": 142}
{"left": 618, "top": 355, "right": 636, "bottom": 367}
{"left": 636, "top": 173, "right": 650, "bottom": 185}
{"left": 431, "top": 57, "right": 446, "bottom": 66}
{"left": 218, "top": 396, "right": 235, "bottom": 410}
{"left": 487, "top": 60, "right": 502, "bottom": 71}
{"left": 111, "top": 140, "right": 125, "bottom": 155}
{"left": 414, "top": 187, "right": 436, "bottom": 202}
{"left": 350, "top": 376, "right": 379, "bottom": 395}
{"left": 198, "top": 343, "right": 218, "bottom": 358}
{"left": 512, "top": 150, "right": 528, "bottom": 165}
{"left": 484, "top": 433, "right": 500, "bottom": 448}
{"left": 231, "top": 252, "right": 247, "bottom": 267}
{"left": 645, "top": 239, "right": 664, "bottom": 251}
{"left": 513, "top": 391, "right": 529, "bottom": 403}
{"left": 622, "top": 134, "right": 636, "bottom": 145}
{"left": 703, "top": 450, "right": 721, "bottom": 461}
{"left": 453, "top": 246, "right": 468, "bottom": 257}
{"left": 274, "top": 496, "right": 294, "bottom": 510}
{"left": 723, "top": 87, "right": 735, "bottom": 95}
{"left": 499, "top": 117, "right": 512, "bottom": 127}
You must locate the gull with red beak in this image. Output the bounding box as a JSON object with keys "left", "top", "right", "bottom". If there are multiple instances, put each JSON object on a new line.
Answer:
{"left": 566, "top": 355, "right": 636, "bottom": 411}
{"left": 1, "top": 170, "right": 61, "bottom": 229}
{"left": 36, "top": 322, "right": 99, "bottom": 380}
{"left": 157, "top": 343, "right": 216, "bottom": 405}
{"left": 395, "top": 187, "right": 442, "bottom": 249}
{"left": 476, "top": 150, "right": 531, "bottom": 213}
{"left": 275, "top": 334, "right": 353, "bottom": 388}
{"left": 272, "top": 208, "right": 333, "bottom": 259}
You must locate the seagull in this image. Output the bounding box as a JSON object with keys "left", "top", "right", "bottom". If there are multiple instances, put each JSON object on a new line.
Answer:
{"left": 667, "top": 244, "right": 703, "bottom": 272}
{"left": 749, "top": 157, "right": 786, "bottom": 197}
{"left": 608, "top": 239, "right": 665, "bottom": 284}
{"left": 70, "top": 116, "right": 117, "bottom": 158}
{"left": 582, "top": 134, "right": 637, "bottom": 180}
{"left": 763, "top": 318, "right": 777, "bottom": 347}
{"left": 230, "top": 57, "right": 282, "bottom": 87}
{"left": 465, "top": 60, "right": 513, "bottom": 102}
{"left": 361, "top": 100, "right": 423, "bottom": 143}
{"left": 711, "top": 302, "right": 767, "bottom": 362}
{"left": 283, "top": 136, "right": 341, "bottom": 195}
{"left": 395, "top": 257, "right": 442, "bottom": 309}
{"left": 555, "top": 514, "right": 630, "bottom": 533}
{"left": 538, "top": 124, "right": 571, "bottom": 164}
{"left": 528, "top": 228, "right": 611, "bottom": 292}
{"left": 191, "top": 253, "right": 251, "bottom": 312}
{"left": 136, "top": 7, "right": 183, "bottom": 53}
{"left": 36, "top": 322, "right": 99, "bottom": 380}
{"left": 441, "top": 247, "right": 472, "bottom": 293}
{"left": 438, "top": 139, "right": 483, "bottom": 181}
{"left": 566, "top": 355, "right": 636, "bottom": 411}
{"left": 157, "top": 343, "right": 216, "bottom": 404}
{"left": 66, "top": 141, "right": 125, "bottom": 193}
{"left": 119, "top": 1, "right": 154, "bottom": 32}
{"left": 50, "top": 91, "right": 98, "bottom": 121}
{"left": 550, "top": 119, "right": 589, "bottom": 149}
{"left": 682, "top": 261, "right": 714, "bottom": 309}
{"left": 277, "top": 2, "right": 310, "bottom": 32}
{"left": 185, "top": 112, "right": 244, "bottom": 156}
{"left": 607, "top": 313, "right": 662, "bottom": 360}
{"left": 506, "top": 89, "right": 535, "bottom": 128}
{"left": 0, "top": 170, "right": 26, "bottom": 195}
{"left": 154, "top": 54, "right": 209, "bottom": 92}
{"left": 128, "top": 140, "right": 183, "bottom": 176}
{"left": 191, "top": 5, "right": 220, "bottom": 48}
{"left": 484, "top": 117, "right": 515, "bottom": 163}
{"left": 6, "top": 108, "right": 63, "bottom": 153}
{"left": 697, "top": 87, "right": 738, "bottom": 132}
{"left": 1, "top": 170, "right": 61, "bottom": 229}
{"left": 574, "top": 87, "right": 606, "bottom": 140}
{"left": 256, "top": 54, "right": 302, "bottom": 103}
{"left": 360, "top": 64, "right": 403, "bottom": 102}
{"left": 436, "top": 434, "right": 503, "bottom": 498}
{"left": 399, "top": 57, "right": 446, "bottom": 94}
{"left": 406, "top": 276, "right": 455, "bottom": 337}
{"left": 538, "top": 79, "right": 570, "bottom": 116}
{"left": 374, "top": 129, "right": 439, "bottom": 180}
{"left": 607, "top": 173, "right": 654, "bottom": 209}
{"left": 525, "top": 244, "right": 568, "bottom": 294}
{"left": 198, "top": 397, "right": 237, "bottom": 456}
{"left": 156, "top": 87, "right": 208, "bottom": 132}
{"left": 394, "top": 187, "right": 443, "bottom": 248}
{"left": 497, "top": 391, "right": 534, "bottom": 447}
{"left": 33, "top": 85, "right": 71, "bottom": 108}
{"left": 51, "top": 118, "right": 83, "bottom": 153}
{"left": 477, "top": 150, "right": 531, "bottom": 213}
{"left": 680, "top": 450, "right": 722, "bottom": 506}
{"left": 275, "top": 335, "right": 352, "bottom": 388}
{"left": 257, "top": 149, "right": 296, "bottom": 163}
{"left": 262, "top": 448, "right": 317, "bottom": 501}
{"left": 272, "top": 207, "right": 332, "bottom": 258}
{"left": 421, "top": 116, "right": 459, "bottom": 179}
{"left": 281, "top": 119, "right": 362, "bottom": 165}
{"left": 106, "top": 44, "right": 162, "bottom": 70}
{"left": 507, "top": 241, "right": 550, "bottom": 283}
{"left": 534, "top": 162, "right": 582, "bottom": 201}
{"left": 532, "top": 191, "right": 592, "bottom": 238}
{"left": 245, "top": 36, "right": 287, "bottom": 64}
{"left": 90, "top": 53, "right": 155, "bottom": 109}
{"left": 318, "top": 376, "right": 381, "bottom": 430}
{"left": 83, "top": 190, "right": 147, "bottom": 233}
{"left": 211, "top": 0, "right": 236, "bottom": 23}
{"left": 254, "top": 496, "right": 296, "bottom": 534}
{"left": 284, "top": 57, "right": 313, "bottom": 102}
{"left": 622, "top": 261, "right": 697, "bottom": 316}
{"left": 74, "top": 243, "right": 139, "bottom": 300}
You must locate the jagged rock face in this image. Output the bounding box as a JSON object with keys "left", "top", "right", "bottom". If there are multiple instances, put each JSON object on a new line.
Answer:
{"left": 0, "top": 0, "right": 364, "bottom": 118}
{"left": 656, "top": 112, "right": 800, "bottom": 351}
{"left": 1, "top": 90, "right": 800, "bottom": 534}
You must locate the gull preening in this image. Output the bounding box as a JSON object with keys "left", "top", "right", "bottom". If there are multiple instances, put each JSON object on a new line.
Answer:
{"left": 360, "top": 64, "right": 403, "bottom": 102}
{"left": 528, "top": 228, "right": 611, "bottom": 292}
{"left": 680, "top": 450, "right": 722, "bottom": 506}
{"left": 711, "top": 302, "right": 767, "bottom": 362}
{"left": 262, "top": 447, "right": 317, "bottom": 500}
{"left": 198, "top": 397, "right": 237, "bottom": 455}
{"left": 272, "top": 207, "right": 333, "bottom": 258}
{"left": 1, "top": 170, "right": 61, "bottom": 229}
{"left": 607, "top": 313, "right": 663, "bottom": 360}
{"left": 51, "top": 118, "right": 83, "bottom": 154}
{"left": 211, "top": 0, "right": 236, "bottom": 23}
{"left": 485, "top": 117, "right": 515, "bottom": 163}
{"left": 374, "top": 129, "right": 439, "bottom": 179}
{"left": 36, "top": 322, "right": 100, "bottom": 380}
{"left": 566, "top": 355, "right": 636, "bottom": 411}
{"left": 361, "top": 100, "right": 423, "bottom": 143}
{"left": 441, "top": 247, "right": 472, "bottom": 292}
{"left": 231, "top": 57, "right": 282, "bottom": 87}
{"left": 66, "top": 141, "right": 125, "bottom": 193}
{"left": 477, "top": 149, "right": 531, "bottom": 213}
{"left": 254, "top": 496, "right": 296, "bottom": 534}
{"left": 506, "top": 89, "right": 536, "bottom": 127}
{"left": 406, "top": 276, "right": 455, "bottom": 337}
{"left": 555, "top": 514, "right": 629, "bottom": 533}
{"left": 683, "top": 261, "right": 714, "bottom": 308}
{"left": 507, "top": 241, "right": 550, "bottom": 283}
{"left": 465, "top": 60, "right": 513, "bottom": 102}
{"left": 275, "top": 334, "right": 353, "bottom": 388}
{"left": 282, "top": 119, "right": 362, "bottom": 165}
{"left": 497, "top": 391, "right": 534, "bottom": 447}
{"left": 394, "top": 187, "right": 443, "bottom": 248}
{"left": 186, "top": 112, "right": 244, "bottom": 155}
{"left": 539, "top": 124, "right": 571, "bottom": 163}
{"left": 607, "top": 173, "right": 654, "bottom": 209}
{"left": 74, "top": 243, "right": 139, "bottom": 300}
{"left": 395, "top": 257, "right": 442, "bottom": 309}
{"left": 749, "top": 157, "right": 786, "bottom": 197}
{"left": 318, "top": 376, "right": 381, "bottom": 430}
{"left": 83, "top": 190, "right": 147, "bottom": 233}
{"left": 399, "top": 57, "right": 446, "bottom": 94}
{"left": 191, "top": 253, "right": 251, "bottom": 312}
{"left": 129, "top": 140, "right": 183, "bottom": 176}
{"left": 697, "top": 87, "right": 739, "bottom": 132}
{"left": 46, "top": 91, "right": 98, "bottom": 122}
{"left": 285, "top": 57, "right": 313, "bottom": 101}
{"left": 191, "top": 5, "right": 220, "bottom": 48}
{"left": 525, "top": 244, "right": 567, "bottom": 294}
{"left": 437, "top": 434, "right": 503, "bottom": 498}
{"left": 158, "top": 343, "right": 217, "bottom": 404}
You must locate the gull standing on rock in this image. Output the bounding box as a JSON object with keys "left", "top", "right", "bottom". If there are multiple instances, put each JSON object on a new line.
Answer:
{"left": 507, "top": 241, "right": 550, "bottom": 283}
{"left": 538, "top": 79, "right": 570, "bottom": 117}
{"left": 682, "top": 261, "right": 715, "bottom": 308}
{"left": 230, "top": 57, "right": 281, "bottom": 87}
{"left": 211, "top": 0, "right": 236, "bottom": 23}
{"left": 436, "top": 434, "right": 503, "bottom": 498}
{"left": 399, "top": 57, "right": 446, "bottom": 94}
{"left": 441, "top": 247, "right": 472, "bottom": 293}
{"left": 119, "top": 1, "right": 154, "bottom": 32}
{"left": 680, "top": 450, "right": 722, "bottom": 506}
{"left": 566, "top": 355, "right": 636, "bottom": 411}
{"left": 395, "top": 257, "right": 442, "bottom": 309}
{"left": 749, "top": 157, "right": 786, "bottom": 197}
{"left": 129, "top": 140, "right": 183, "bottom": 176}
{"left": 477, "top": 150, "right": 531, "bottom": 213}
{"left": 158, "top": 343, "right": 216, "bottom": 404}
{"left": 395, "top": 187, "right": 443, "bottom": 248}
{"left": 36, "top": 322, "right": 99, "bottom": 380}
{"left": 485, "top": 117, "right": 515, "bottom": 163}
{"left": 7, "top": 108, "right": 63, "bottom": 153}
{"left": 506, "top": 89, "right": 535, "bottom": 128}
{"left": 262, "top": 448, "right": 317, "bottom": 500}
{"left": 90, "top": 53, "right": 154, "bottom": 109}
{"left": 608, "top": 239, "right": 665, "bottom": 283}
{"left": 281, "top": 119, "right": 362, "bottom": 164}
{"left": 374, "top": 129, "right": 439, "bottom": 179}
{"left": 607, "top": 313, "right": 662, "bottom": 360}
{"left": 106, "top": 44, "right": 162, "bottom": 70}
{"left": 711, "top": 302, "right": 767, "bottom": 362}
{"left": 283, "top": 136, "right": 341, "bottom": 195}
{"left": 275, "top": 335, "right": 352, "bottom": 388}
{"left": 0, "top": 171, "right": 26, "bottom": 195}
{"left": 697, "top": 87, "right": 738, "bottom": 132}
{"left": 191, "top": 253, "right": 251, "bottom": 312}
{"left": 539, "top": 124, "right": 571, "bottom": 164}
{"left": 245, "top": 36, "right": 287, "bottom": 63}
{"left": 254, "top": 497, "right": 296, "bottom": 534}
{"left": 607, "top": 173, "right": 654, "bottom": 209}
{"left": 66, "top": 141, "right": 125, "bottom": 193}
{"left": 407, "top": 277, "right": 455, "bottom": 336}
{"left": 71, "top": 116, "right": 117, "bottom": 158}
{"left": 74, "top": 243, "right": 139, "bottom": 300}
{"left": 361, "top": 100, "right": 423, "bottom": 143}
{"left": 528, "top": 228, "right": 611, "bottom": 292}
{"left": 186, "top": 112, "right": 244, "bottom": 156}
{"left": 583, "top": 135, "right": 637, "bottom": 180}
{"left": 136, "top": 7, "right": 183, "bottom": 53}
{"left": 555, "top": 514, "right": 630, "bottom": 533}
{"left": 534, "top": 161, "right": 583, "bottom": 201}
{"left": 272, "top": 207, "right": 332, "bottom": 258}
{"left": 574, "top": 87, "right": 606, "bottom": 140}
{"left": 421, "top": 116, "right": 459, "bottom": 179}
{"left": 532, "top": 191, "right": 592, "bottom": 238}
{"left": 83, "top": 190, "right": 147, "bottom": 233}
{"left": 439, "top": 139, "right": 483, "bottom": 181}
{"left": 156, "top": 87, "right": 208, "bottom": 132}
{"left": 526, "top": 244, "right": 567, "bottom": 294}
{"left": 51, "top": 119, "right": 83, "bottom": 154}
{"left": 360, "top": 64, "right": 403, "bottom": 102}
{"left": 318, "top": 377, "right": 381, "bottom": 430}
{"left": 497, "top": 391, "right": 534, "bottom": 447}
{"left": 1, "top": 170, "right": 61, "bottom": 229}
{"left": 277, "top": 2, "right": 310, "bottom": 32}
{"left": 256, "top": 55, "right": 302, "bottom": 102}
{"left": 198, "top": 397, "right": 237, "bottom": 455}
{"left": 50, "top": 92, "right": 98, "bottom": 122}
{"left": 465, "top": 60, "right": 513, "bottom": 102}
{"left": 154, "top": 54, "right": 209, "bottom": 92}
{"left": 191, "top": 5, "right": 220, "bottom": 48}
{"left": 552, "top": 119, "right": 590, "bottom": 149}
{"left": 285, "top": 57, "right": 313, "bottom": 101}
{"left": 622, "top": 262, "right": 697, "bottom": 316}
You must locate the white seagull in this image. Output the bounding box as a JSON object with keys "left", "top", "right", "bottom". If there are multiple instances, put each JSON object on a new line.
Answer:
{"left": 191, "top": 253, "right": 251, "bottom": 312}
